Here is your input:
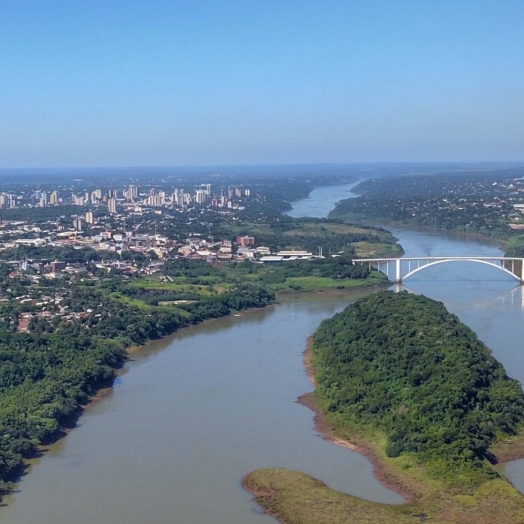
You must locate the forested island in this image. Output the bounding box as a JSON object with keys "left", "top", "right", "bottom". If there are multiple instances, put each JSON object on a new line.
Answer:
{"left": 244, "top": 291, "right": 524, "bottom": 524}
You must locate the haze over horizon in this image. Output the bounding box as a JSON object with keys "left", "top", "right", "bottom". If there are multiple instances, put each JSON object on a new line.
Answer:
{"left": 2, "top": 0, "right": 523, "bottom": 168}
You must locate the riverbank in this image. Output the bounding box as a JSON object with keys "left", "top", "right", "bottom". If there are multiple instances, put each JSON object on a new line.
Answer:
{"left": 298, "top": 340, "right": 419, "bottom": 502}
{"left": 331, "top": 212, "right": 509, "bottom": 252}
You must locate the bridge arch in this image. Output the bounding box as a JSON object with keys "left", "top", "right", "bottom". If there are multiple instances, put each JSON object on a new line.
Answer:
{"left": 355, "top": 256, "right": 524, "bottom": 284}
{"left": 402, "top": 258, "right": 521, "bottom": 282}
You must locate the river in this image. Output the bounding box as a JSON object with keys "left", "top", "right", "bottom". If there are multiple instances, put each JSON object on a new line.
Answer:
{"left": 2, "top": 183, "right": 524, "bottom": 523}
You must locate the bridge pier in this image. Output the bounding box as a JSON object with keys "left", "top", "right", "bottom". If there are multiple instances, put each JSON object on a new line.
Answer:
{"left": 394, "top": 258, "right": 402, "bottom": 284}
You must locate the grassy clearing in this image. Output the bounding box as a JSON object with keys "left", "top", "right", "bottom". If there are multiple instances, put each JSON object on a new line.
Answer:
{"left": 110, "top": 293, "right": 152, "bottom": 310}
{"left": 489, "top": 427, "right": 524, "bottom": 462}
{"left": 352, "top": 241, "right": 403, "bottom": 258}
{"left": 267, "top": 274, "right": 386, "bottom": 293}
{"left": 126, "top": 280, "right": 216, "bottom": 296}
{"left": 282, "top": 223, "right": 376, "bottom": 237}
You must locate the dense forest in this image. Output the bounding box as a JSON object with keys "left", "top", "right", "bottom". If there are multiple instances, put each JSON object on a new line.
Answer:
{"left": 311, "top": 291, "right": 524, "bottom": 482}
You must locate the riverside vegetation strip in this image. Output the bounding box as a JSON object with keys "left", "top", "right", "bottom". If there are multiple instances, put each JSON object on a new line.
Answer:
{"left": 244, "top": 291, "right": 524, "bottom": 524}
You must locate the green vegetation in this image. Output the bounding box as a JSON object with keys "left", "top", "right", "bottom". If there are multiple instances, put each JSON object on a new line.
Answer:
{"left": 245, "top": 291, "right": 524, "bottom": 523}
{"left": 160, "top": 256, "right": 387, "bottom": 296}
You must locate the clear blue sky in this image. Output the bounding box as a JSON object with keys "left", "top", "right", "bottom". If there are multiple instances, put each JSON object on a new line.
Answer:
{"left": 1, "top": 0, "right": 523, "bottom": 167}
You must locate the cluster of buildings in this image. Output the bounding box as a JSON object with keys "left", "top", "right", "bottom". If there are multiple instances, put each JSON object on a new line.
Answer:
{"left": 0, "top": 183, "right": 251, "bottom": 215}
{"left": 0, "top": 181, "right": 257, "bottom": 259}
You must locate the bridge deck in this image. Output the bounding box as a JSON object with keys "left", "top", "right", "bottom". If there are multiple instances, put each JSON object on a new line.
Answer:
{"left": 356, "top": 256, "right": 523, "bottom": 262}
{"left": 354, "top": 256, "right": 524, "bottom": 283}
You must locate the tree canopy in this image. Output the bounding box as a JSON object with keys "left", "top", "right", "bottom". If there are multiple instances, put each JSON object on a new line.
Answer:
{"left": 312, "top": 291, "right": 524, "bottom": 480}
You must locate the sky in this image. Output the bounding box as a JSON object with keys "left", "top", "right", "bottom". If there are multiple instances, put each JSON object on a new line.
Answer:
{"left": 1, "top": 0, "right": 523, "bottom": 168}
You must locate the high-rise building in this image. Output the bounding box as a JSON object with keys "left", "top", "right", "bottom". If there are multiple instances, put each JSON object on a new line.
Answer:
{"left": 108, "top": 198, "right": 117, "bottom": 214}
{"left": 244, "top": 189, "right": 251, "bottom": 196}
{"left": 94, "top": 189, "right": 102, "bottom": 199}
{"left": 72, "top": 218, "right": 83, "bottom": 231}
{"left": 147, "top": 195, "right": 163, "bottom": 207}
{"left": 205, "top": 183, "right": 211, "bottom": 196}
{"left": 173, "top": 190, "right": 185, "bottom": 207}
{"left": 128, "top": 185, "right": 138, "bottom": 200}
{"left": 85, "top": 211, "right": 94, "bottom": 224}
{"left": 235, "top": 188, "right": 242, "bottom": 198}
{"left": 195, "top": 190, "right": 206, "bottom": 204}
{"left": 49, "top": 191, "right": 58, "bottom": 204}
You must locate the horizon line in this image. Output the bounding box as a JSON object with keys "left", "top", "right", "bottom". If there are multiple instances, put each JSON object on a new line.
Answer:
{"left": 1, "top": 160, "right": 524, "bottom": 172}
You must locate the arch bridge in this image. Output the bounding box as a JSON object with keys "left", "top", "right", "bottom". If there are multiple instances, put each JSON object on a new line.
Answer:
{"left": 355, "top": 257, "right": 524, "bottom": 284}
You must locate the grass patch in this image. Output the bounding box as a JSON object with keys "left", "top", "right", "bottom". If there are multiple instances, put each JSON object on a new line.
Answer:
{"left": 243, "top": 469, "right": 417, "bottom": 524}
{"left": 110, "top": 293, "right": 152, "bottom": 310}
{"left": 268, "top": 274, "right": 386, "bottom": 293}
{"left": 243, "top": 467, "right": 524, "bottom": 524}
{"left": 353, "top": 241, "right": 403, "bottom": 258}
{"left": 489, "top": 427, "right": 524, "bottom": 463}
{"left": 126, "top": 280, "right": 216, "bottom": 296}
{"left": 282, "top": 223, "right": 375, "bottom": 237}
